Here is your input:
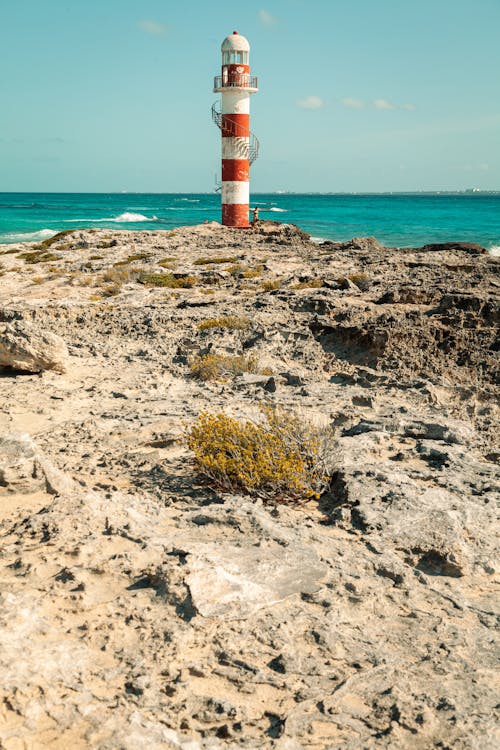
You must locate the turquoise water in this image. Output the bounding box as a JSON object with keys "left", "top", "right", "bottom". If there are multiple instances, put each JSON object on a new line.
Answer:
{"left": 1, "top": 193, "right": 499, "bottom": 251}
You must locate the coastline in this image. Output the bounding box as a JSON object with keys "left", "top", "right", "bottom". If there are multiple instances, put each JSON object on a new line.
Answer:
{"left": 1, "top": 192, "right": 500, "bottom": 250}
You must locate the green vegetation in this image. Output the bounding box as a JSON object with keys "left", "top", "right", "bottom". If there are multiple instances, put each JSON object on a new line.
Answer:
{"left": 185, "top": 407, "right": 333, "bottom": 502}
{"left": 139, "top": 272, "right": 196, "bottom": 288}
{"left": 194, "top": 256, "right": 238, "bottom": 265}
{"left": 197, "top": 315, "right": 250, "bottom": 332}
{"left": 114, "top": 253, "right": 151, "bottom": 266}
{"left": 18, "top": 250, "right": 62, "bottom": 264}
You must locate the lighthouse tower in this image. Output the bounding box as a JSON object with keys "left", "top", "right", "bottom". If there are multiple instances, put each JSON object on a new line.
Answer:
{"left": 212, "top": 31, "right": 259, "bottom": 228}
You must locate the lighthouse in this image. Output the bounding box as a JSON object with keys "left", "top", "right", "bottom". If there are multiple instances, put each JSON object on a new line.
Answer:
{"left": 212, "top": 31, "right": 259, "bottom": 228}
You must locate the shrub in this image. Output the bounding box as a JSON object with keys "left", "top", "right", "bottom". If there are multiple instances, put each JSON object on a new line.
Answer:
{"left": 189, "top": 353, "right": 259, "bottom": 381}
{"left": 114, "top": 253, "right": 151, "bottom": 265}
{"left": 185, "top": 407, "right": 333, "bottom": 502}
{"left": 18, "top": 250, "right": 62, "bottom": 264}
{"left": 292, "top": 278, "right": 324, "bottom": 290}
{"left": 158, "top": 257, "right": 178, "bottom": 267}
{"left": 197, "top": 315, "right": 250, "bottom": 332}
{"left": 194, "top": 256, "right": 238, "bottom": 265}
{"left": 261, "top": 279, "right": 281, "bottom": 291}
{"left": 139, "top": 272, "right": 196, "bottom": 288}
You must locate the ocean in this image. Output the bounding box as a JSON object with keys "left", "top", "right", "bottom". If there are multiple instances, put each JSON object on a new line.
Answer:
{"left": 0, "top": 192, "right": 499, "bottom": 252}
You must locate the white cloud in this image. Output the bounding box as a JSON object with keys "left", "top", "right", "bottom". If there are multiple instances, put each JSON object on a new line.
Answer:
{"left": 138, "top": 20, "right": 168, "bottom": 37}
{"left": 341, "top": 98, "right": 364, "bottom": 109}
{"left": 297, "top": 95, "right": 324, "bottom": 110}
{"left": 373, "top": 99, "right": 395, "bottom": 110}
{"left": 259, "top": 9, "right": 277, "bottom": 26}
{"left": 401, "top": 103, "right": 416, "bottom": 111}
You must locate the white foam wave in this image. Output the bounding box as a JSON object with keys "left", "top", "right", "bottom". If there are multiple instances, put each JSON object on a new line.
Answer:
{"left": 488, "top": 244, "right": 500, "bottom": 257}
{"left": 64, "top": 212, "right": 157, "bottom": 224}
{"left": 0, "top": 228, "right": 57, "bottom": 243}
{"left": 176, "top": 198, "right": 200, "bottom": 203}
{"left": 269, "top": 207, "right": 287, "bottom": 212}
{"left": 310, "top": 236, "right": 326, "bottom": 244}
{"left": 113, "top": 212, "right": 157, "bottom": 222}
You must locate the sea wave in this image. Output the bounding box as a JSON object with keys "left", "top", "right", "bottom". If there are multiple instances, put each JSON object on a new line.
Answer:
{"left": 0, "top": 228, "right": 57, "bottom": 243}
{"left": 64, "top": 212, "right": 158, "bottom": 223}
{"left": 488, "top": 244, "right": 500, "bottom": 256}
{"left": 269, "top": 207, "right": 287, "bottom": 212}
{"left": 175, "top": 198, "right": 200, "bottom": 203}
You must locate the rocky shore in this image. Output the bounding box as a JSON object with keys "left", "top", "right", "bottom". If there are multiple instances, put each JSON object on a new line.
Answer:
{"left": 0, "top": 222, "right": 498, "bottom": 749}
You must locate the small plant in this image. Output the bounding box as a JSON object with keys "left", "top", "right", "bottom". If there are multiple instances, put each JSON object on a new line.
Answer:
{"left": 189, "top": 353, "right": 259, "bottom": 381}
{"left": 197, "top": 315, "right": 250, "bottom": 332}
{"left": 185, "top": 407, "right": 333, "bottom": 502}
{"left": 1, "top": 247, "right": 22, "bottom": 255}
{"left": 194, "top": 256, "right": 238, "bottom": 265}
{"left": 18, "top": 250, "right": 62, "bottom": 264}
{"left": 292, "top": 278, "right": 324, "bottom": 290}
{"left": 89, "top": 254, "right": 104, "bottom": 260}
{"left": 114, "top": 253, "right": 151, "bottom": 265}
{"left": 139, "top": 272, "right": 196, "bottom": 288}
{"left": 96, "top": 239, "right": 117, "bottom": 249}
{"left": 35, "top": 229, "right": 77, "bottom": 249}
{"left": 101, "top": 266, "right": 143, "bottom": 284}
{"left": 158, "top": 257, "right": 178, "bottom": 267}
{"left": 261, "top": 279, "right": 281, "bottom": 291}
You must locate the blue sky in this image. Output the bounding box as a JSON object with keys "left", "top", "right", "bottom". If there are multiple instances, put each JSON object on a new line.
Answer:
{"left": 1, "top": 0, "right": 499, "bottom": 192}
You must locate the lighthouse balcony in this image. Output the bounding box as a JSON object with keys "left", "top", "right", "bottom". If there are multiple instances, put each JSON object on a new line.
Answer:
{"left": 213, "top": 74, "right": 258, "bottom": 93}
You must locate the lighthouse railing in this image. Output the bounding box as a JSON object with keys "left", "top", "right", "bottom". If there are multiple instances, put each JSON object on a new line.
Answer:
{"left": 213, "top": 75, "right": 258, "bottom": 90}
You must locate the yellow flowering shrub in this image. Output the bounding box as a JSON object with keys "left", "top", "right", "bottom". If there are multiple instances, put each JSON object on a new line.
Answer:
{"left": 185, "top": 407, "right": 333, "bottom": 502}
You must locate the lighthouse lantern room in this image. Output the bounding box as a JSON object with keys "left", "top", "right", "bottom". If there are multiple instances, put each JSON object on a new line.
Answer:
{"left": 212, "top": 31, "right": 259, "bottom": 228}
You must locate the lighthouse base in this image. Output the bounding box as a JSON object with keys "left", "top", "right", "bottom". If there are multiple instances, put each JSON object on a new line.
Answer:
{"left": 222, "top": 204, "right": 250, "bottom": 228}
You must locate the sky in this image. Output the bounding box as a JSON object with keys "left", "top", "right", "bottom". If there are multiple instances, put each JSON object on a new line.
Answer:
{"left": 0, "top": 0, "right": 499, "bottom": 193}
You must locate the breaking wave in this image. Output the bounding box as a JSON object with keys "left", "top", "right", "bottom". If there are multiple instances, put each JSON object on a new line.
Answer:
{"left": 0, "top": 228, "right": 57, "bottom": 243}
{"left": 488, "top": 244, "right": 500, "bottom": 256}
{"left": 269, "top": 207, "right": 287, "bottom": 212}
{"left": 64, "top": 212, "right": 158, "bottom": 223}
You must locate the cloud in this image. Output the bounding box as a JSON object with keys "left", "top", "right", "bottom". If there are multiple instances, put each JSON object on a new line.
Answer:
{"left": 138, "top": 20, "right": 167, "bottom": 37}
{"left": 401, "top": 103, "right": 416, "bottom": 111}
{"left": 373, "top": 99, "right": 395, "bottom": 110}
{"left": 341, "top": 98, "right": 364, "bottom": 109}
{"left": 259, "top": 9, "right": 277, "bottom": 26}
{"left": 297, "top": 95, "right": 324, "bottom": 110}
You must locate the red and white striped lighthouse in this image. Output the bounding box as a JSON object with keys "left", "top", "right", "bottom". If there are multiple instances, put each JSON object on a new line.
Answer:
{"left": 212, "top": 31, "right": 259, "bottom": 228}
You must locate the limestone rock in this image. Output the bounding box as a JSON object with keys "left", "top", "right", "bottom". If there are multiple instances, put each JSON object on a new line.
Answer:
{"left": 186, "top": 542, "right": 327, "bottom": 619}
{"left": 0, "top": 433, "right": 75, "bottom": 496}
{"left": 0, "top": 320, "right": 69, "bottom": 373}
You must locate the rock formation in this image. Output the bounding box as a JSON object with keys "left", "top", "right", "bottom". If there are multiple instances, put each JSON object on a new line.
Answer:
{"left": 0, "top": 223, "right": 498, "bottom": 749}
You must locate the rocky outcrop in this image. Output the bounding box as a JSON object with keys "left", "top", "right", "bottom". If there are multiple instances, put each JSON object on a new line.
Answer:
{"left": 0, "top": 319, "right": 69, "bottom": 373}
{"left": 0, "top": 224, "right": 498, "bottom": 749}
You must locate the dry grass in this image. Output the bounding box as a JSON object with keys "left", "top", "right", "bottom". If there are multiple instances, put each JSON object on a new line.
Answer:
{"left": 185, "top": 407, "right": 334, "bottom": 502}
{"left": 197, "top": 316, "right": 250, "bottom": 332}
{"left": 158, "top": 257, "right": 178, "bottom": 267}
{"left": 261, "top": 279, "right": 281, "bottom": 291}
{"left": 194, "top": 256, "right": 239, "bottom": 265}
{"left": 139, "top": 272, "right": 197, "bottom": 288}
{"left": 18, "top": 250, "right": 63, "bottom": 264}
{"left": 292, "top": 278, "right": 324, "bottom": 290}
{"left": 114, "top": 253, "right": 151, "bottom": 266}
{"left": 189, "top": 353, "right": 259, "bottom": 381}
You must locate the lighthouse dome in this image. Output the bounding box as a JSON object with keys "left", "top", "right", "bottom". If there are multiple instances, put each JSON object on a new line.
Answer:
{"left": 221, "top": 31, "right": 250, "bottom": 52}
